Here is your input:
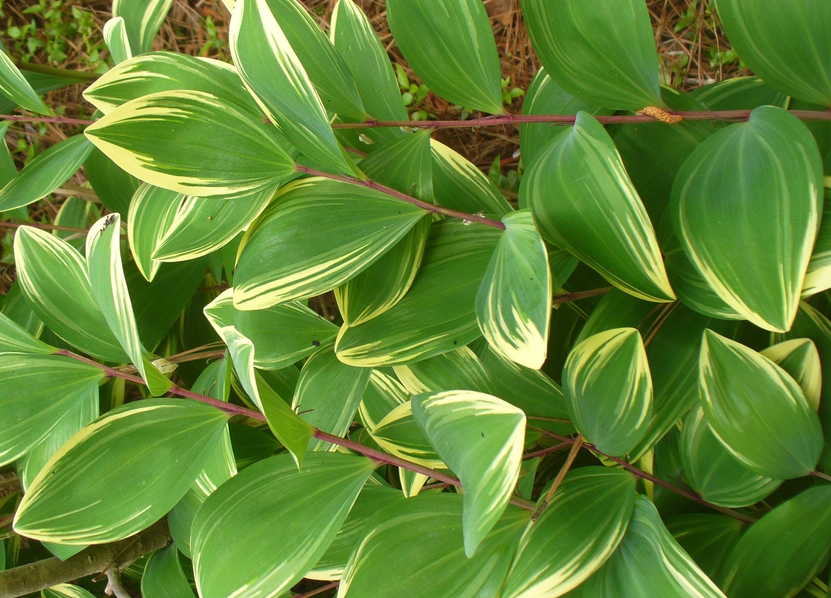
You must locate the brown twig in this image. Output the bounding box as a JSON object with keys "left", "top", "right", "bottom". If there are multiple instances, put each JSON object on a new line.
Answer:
{"left": 552, "top": 287, "right": 614, "bottom": 305}
{"left": 532, "top": 436, "right": 584, "bottom": 521}
{"left": 294, "top": 581, "right": 339, "bottom": 598}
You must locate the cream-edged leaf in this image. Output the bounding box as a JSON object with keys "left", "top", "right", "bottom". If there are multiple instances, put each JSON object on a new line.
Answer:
{"left": 501, "top": 467, "right": 637, "bottom": 598}
{"left": 0, "top": 354, "right": 103, "bottom": 467}
{"left": 0, "top": 135, "right": 93, "bottom": 212}
{"left": 230, "top": 0, "right": 352, "bottom": 173}
{"left": 524, "top": 112, "right": 674, "bottom": 303}
{"left": 336, "top": 219, "right": 501, "bottom": 366}
{"left": 14, "top": 226, "right": 128, "bottom": 362}
{"left": 803, "top": 190, "right": 831, "bottom": 297}
{"left": 671, "top": 106, "right": 824, "bottom": 332}
{"left": 699, "top": 330, "right": 823, "bottom": 479}
{"left": 573, "top": 496, "right": 726, "bottom": 598}
{"left": 127, "top": 184, "right": 183, "bottom": 281}
{"left": 476, "top": 209, "right": 551, "bottom": 369}
{"left": 192, "top": 453, "right": 375, "bottom": 598}
{"left": 0, "top": 49, "right": 49, "bottom": 114}
{"left": 386, "top": 0, "right": 503, "bottom": 114}
{"left": 394, "top": 345, "right": 493, "bottom": 396}
{"left": 103, "top": 17, "right": 132, "bottom": 65}
{"left": 760, "top": 338, "right": 822, "bottom": 412}
{"left": 14, "top": 399, "right": 229, "bottom": 544}
{"left": 564, "top": 328, "right": 653, "bottom": 456}
{"left": 520, "top": 0, "right": 662, "bottom": 110}
{"left": 84, "top": 51, "right": 262, "bottom": 116}
{"left": 86, "top": 214, "right": 172, "bottom": 396}
{"left": 85, "top": 90, "right": 295, "bottom": 198}
{"left": 112, "top": 0, "right": 173, "bottom": 55}
{"left": 233, "top": 177, "right": 426, "bottom": 310}
{"left": 0, "top": 311, "right": 51, "bottom": 355}
{"left": 153, "top": 188, "right": 273, "bottom": 262}
{"left": 412, "top": 390, "right": 525, "bottom": 556}
{"left": 431, "top": 139, "right": 513, "bottom": 216}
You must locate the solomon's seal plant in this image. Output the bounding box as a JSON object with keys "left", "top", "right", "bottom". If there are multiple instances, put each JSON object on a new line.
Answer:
{"left": 1, "top": 0, "right": 831, "bottom": 597}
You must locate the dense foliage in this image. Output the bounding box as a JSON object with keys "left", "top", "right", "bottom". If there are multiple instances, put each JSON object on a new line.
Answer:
{"left": 1, "top": 0, "right": 831, "bottom": 597}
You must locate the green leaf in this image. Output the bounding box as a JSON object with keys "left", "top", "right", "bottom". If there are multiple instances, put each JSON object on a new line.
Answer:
{"left": 16, "top": 384, "right": 98, "bottom": 490}
{"left": 369, "top": 401, "right": 443, "bottom": 469}
{"left": 205, "top": 289, "right": 338, "bottom": 371}
{"left": 153, "top": 188, "right": 273, "bottom": 262}
{"left": 525, "top": 112, "right": 674, "bottom": 303}
{"left": 476, "top": 209, "right": 551, "bottom": 369}
{"left": 680, "top": 405, "right": 781, "bottom": 508}
{"left": 84, "top": 51, "right": 262, "bottom": 117}
{"left": 307, "top": 483, "right": 406, "bottom": 581}
{"left": 386, "top": 0, "right": 503, "bottom": 114}
{"left": 0, "top": 49, "right": 49, "bottom": 114}
{"left": 233, "top": 178, "right": 426, "bottom": 310}
{"left": 292, "top": 344, "right": 371, "bottom": 450}
{"left": 13, "top": 226, "right": 128, "bottom": 362}
{"left": 761, "top": 339, "right": 822, "bottom": 412}
{"left": 42, "top": 585, "right": 97, "bottom": 598}
{"left": 230, "top": 0, "right": 352, "bottom": 173}
{"left": 142, "top": 544, "right": 197, "bottom": 598}
{"left": 699, "top": 330, "right": 823, "bottom": 479}
{"left": 14, "top": 399, "right": 229, "bottom": 544}
{"left": 85, "top": 90, "right": 295, "bottom": 198}
{"left": 336, "top": 219, "right": 501, "bottom": 366}
{"left": 259, "top": 0, "right": 365, "bottom": 122}
{"left": 112, "top": 0, "right": 173, "bottom": 55}
{"left": 394, "top": 345, "right": 493, "bottom": 396}
{"left": 0, "top": 135, "right": 93, "bottom": 212}
{"left": 520, "top": 68, "right": 613, "bottom": 170}
{"left": 671, "top": 106, "right": 824, "bottom": 332}
{"left": 630, "top": 307, "right": 737, "bottom": 461}
{"left": 338, "top": 494, "right": 529, "bottom": 598}
{"left": 574, "top": 289, "right": 655, "bottom": 346}
{"left": 0, "top": 310, "right": 51, "bottom": 354}
{"left": 103, "top": 17, "right": 133, "bottom": 65}
{"left": 412, "top": 390, "right": 525, "bottom": 556}
{"left": 127, "top": 184, "right": 183, "bottom": 282}
{"left": 192, "top": 452, "right": 374, "bottom": 598}
{"left": 573, "top": 496, "right": 726, "bottom": 598}
{"left": 501, "top": 467, "right": 637, "bottom": 598}
{"left": 0, "top": 354, "right": 102, "bottom": 467}
{"left": 690, "top": 76, "right": 790, "bottom": 110}
{"left": 257, "top": 371, "right": 314, "bottom": 469}
{"left": 358, "top": 369, "right": 409, "bottom": 432}
{"left": 721, "top": 486, "right": 831, "bottom": 598}
{"left": 520, "top": 0, "right": 662, "bottom": 110}
{"left": 665, "top": 514, "right": 743, "bottom": 583}
{"left": 714, "top": 0, "right": 831, "bottom": 105}
{"left": 665, "top": 245, "right": 742, "bottom": 321}
{"left": 87, "top": 214, "right": 172, "bottom": 396}
{"left": 84, "top": 147, "right": 140, "bottom": 215}
{"left": 336, "top": 132, "right": 433, "bottom": 326}
{"left": 564, "top": 328, "right": 652, "bottom": 456}
{"left": 478, "top": 344, "right": 573, "bottom": 428}
{"left": 803, "top": 189, "right": 831, "bottom": 297}
{"left": 329, "top": 0, "right": 408, "bottom": 146}
{"left": 431, "top": 139, "right": 512, "bottom": 216}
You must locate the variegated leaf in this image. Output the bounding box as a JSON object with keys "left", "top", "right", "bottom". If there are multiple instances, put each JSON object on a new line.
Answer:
{"left": 572, "top": 496, "right": 726, "bottom": 597}
{"left": 0, "top": 354, "right": 103, "bottom": 467}
{"left": 393, "top": 346, "right": 493, "bottom": 396}
{"left": 86, "top": 214, "right": 172, "bottom": 396}
{"left": 112, "top": 0, "right": 174, "bottom": 55}
{"left": 0, "top": 135, "right": 93, "bottom": 212}
{"left": 564, "top": 328, "right": 652, "bottom": 456}
{"left": 103, "top": 17, "right": 132, "bottom": 65}
{"left": 153, "top": 188, "right": 273, "bottom": 262}
{"left": 14, "top": 226, "right": 128, "bottom": 362}
{"left": 336, "top": 219, "right": 501, "bottom": 366}
{"left": 0, "top": 48, "right": 49, "bottom": 114}
{"left": 671, "top": 106, "right": 823, "bottom": 332}
{"left": 192, "top": 453, "right": 375, "bottom": 598}
{"left": 803, "top": 189, "right": 831, "bottom": 297}
{"left": 142, "top": 543, "right": 197, "bottom": 598}
{"left": 700, "top": 330, "right": 823, "bottom": 479}
{"left": 369, "top": 401, "right": 444, "bottom": 470}
{"left": 431, "top": 139, "right": 512, "bottom": 215}
{"left": 230, "top": 0, "right": 353, "bottom": 173}
{"left": 476, "top": 210, "right": 551, "bottom": 369}
{"left": 760, "top": 338, "right": 822, "bottom": 412}
{"left": 127, "top": 184, "right": 183, "bottom": 281}
{"left": 501, "top": 467, "right": 637, "bottom": 598}
{"left": 85, "top": 90, "right": 295, "bottom": 198}
{"left": 412, "top": 390, "right": 526, "bottom": 556}
{"left": 524, "top": 112, "right": 674, "bottom": 303}
{"left": 233, "top": 177, "right": 426, "bottom": 310}
{"left": 0, "top": 310, "right": 51, "bottom": 355}
{"left": 14, "top": 399, "right": 229, "bottom": 544}
{"left": 84, "top": 51, "right": 262, "bottom": 116}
